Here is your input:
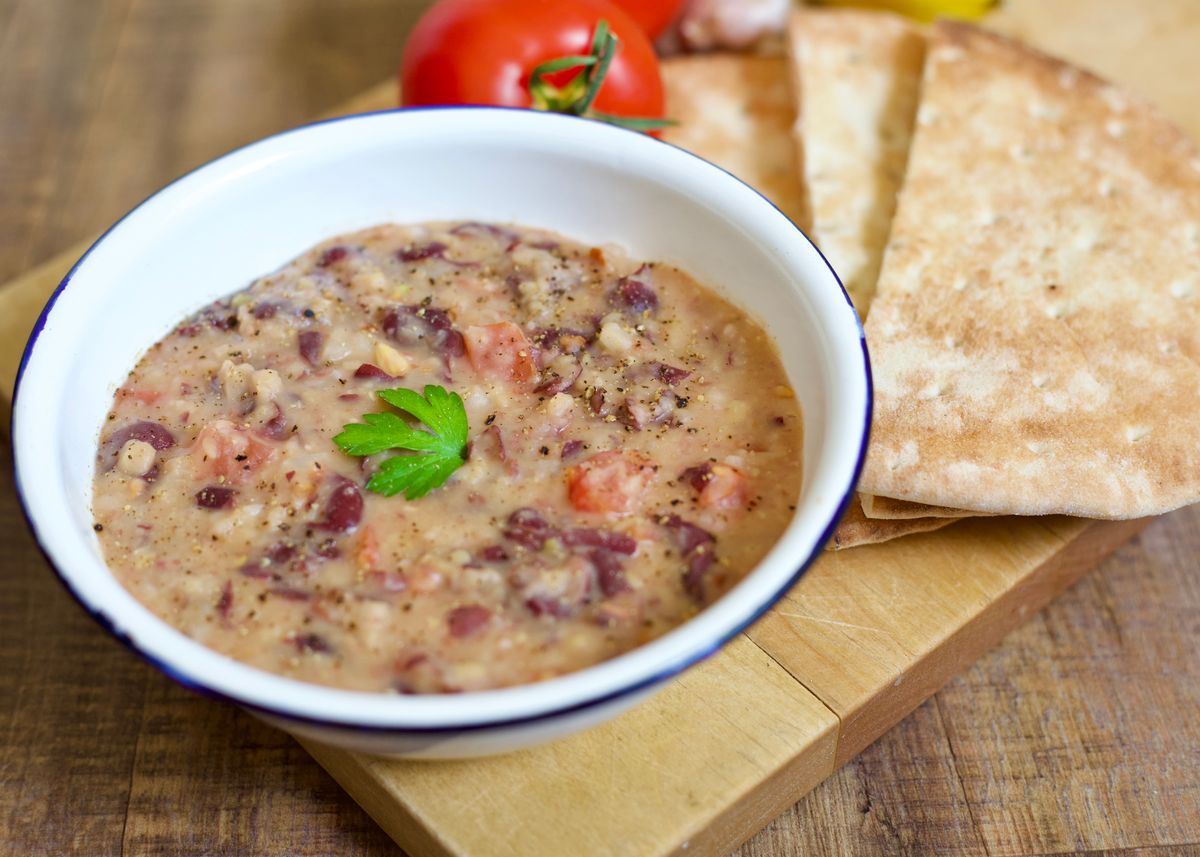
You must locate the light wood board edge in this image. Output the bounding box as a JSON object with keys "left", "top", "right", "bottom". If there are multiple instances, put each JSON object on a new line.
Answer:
{"left": 301, "top": 635, "right": 840, "bottom": 857}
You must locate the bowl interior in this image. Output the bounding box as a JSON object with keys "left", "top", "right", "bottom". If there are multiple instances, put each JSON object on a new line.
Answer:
{"left": 14, "top": 108, "right": 867, "bottom": 729}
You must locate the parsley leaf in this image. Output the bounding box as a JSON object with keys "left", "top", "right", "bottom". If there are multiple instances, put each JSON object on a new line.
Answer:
{"left": 333, "top": 385, "right": 469, "bottom": 500}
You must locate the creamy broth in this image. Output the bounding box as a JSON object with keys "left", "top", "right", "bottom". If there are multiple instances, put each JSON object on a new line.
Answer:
{"left": 92, "top": 222, "right": 803, "bottom": 692}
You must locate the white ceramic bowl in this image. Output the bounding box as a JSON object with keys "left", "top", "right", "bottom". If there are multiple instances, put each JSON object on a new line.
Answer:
{"left": 13, "top": 108, "right": 870, "bottom": 758}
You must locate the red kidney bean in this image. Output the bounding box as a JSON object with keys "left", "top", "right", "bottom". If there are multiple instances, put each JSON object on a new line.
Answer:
{"left": 447, "top": 605, "right": 491, "bottom": 638}
{"left": 660, "top": 514, "right": 716, "bottom": 556}
{"left": 590, "top": 549, "right": 631, "bottom": 598}
{"left": 614, "top": 274, "right": 658, "bottom": 314}
{"left": 316, "top": 477, "right": 363, "bottom": 533}
{"left": 298, "top": 330, "right": 324, "bottom": 366}
{"left": 653, "top": 362, "right": 691, "bottom": 386}
{"left": 397, "top": 241, "right": 448, "bottom": 263}
{"left": 258, "top": 403, "right": 290, "bottom": 440}
{"left": 353, "top": 363, "right": 396, "bottom": 380}
{"left": 503, "top": 508, "right": 557, "bottom": 550}
{"left": 562, "top": 528, "right": 637, "bottom": 555}
{"left": 196, "top": 486, "right": 236, "bottom": 510}
{"left": 383, "top": 304, "right": 464, "bottom": 376}
{"left": 479, "top": 545, "right": 510, "bottom": 563}
{"left": 317, "top": 246, "right": 348, "bottom": 267}
{"left": 659, "top": 514, "right": 718, "bottom": 602}
{"left": 104, "top": 421, "right": 176, "bottom": 467}
{"left": 683, "top": 547, "right": 717, "bottom": 602}
{"left": 679, "top": 463, "right": 714, "bottom": 493}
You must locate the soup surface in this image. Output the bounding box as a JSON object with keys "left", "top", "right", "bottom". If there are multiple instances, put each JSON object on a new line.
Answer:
{"left": 92, "top": 222, "right": 803, "bottom": 692}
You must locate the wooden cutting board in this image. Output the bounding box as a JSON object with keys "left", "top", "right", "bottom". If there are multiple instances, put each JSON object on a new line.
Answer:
{"left": 1, "top": 2, "right": 1194, "bottom": 854}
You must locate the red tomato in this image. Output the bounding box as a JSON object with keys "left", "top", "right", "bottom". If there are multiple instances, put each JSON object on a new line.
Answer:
{"left": 463, "top": 322, "right": 539, "bottom": 389}
{"left": 190, "top": 420, "right": 274, "bottom": 483}
{"left": 609, "top": 0, "right": 686, "bottom": 39}
{"left": 696, "top": 463, "right": 750, "bottom": 510}
{"left": 566, "top": 450, "right": 657, "bottom": 515}
{"left": 400, "top": 0, "right": 665, "bottom": 127}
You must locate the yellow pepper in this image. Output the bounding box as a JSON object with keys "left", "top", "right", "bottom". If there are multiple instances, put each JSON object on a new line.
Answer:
{"left": 807, "top": 0, "right": 998, "bottom": 23}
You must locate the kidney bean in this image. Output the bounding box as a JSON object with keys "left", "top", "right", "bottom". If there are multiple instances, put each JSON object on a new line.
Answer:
{"left": 298, "top": 330, "right": 324, "bottom": 366}
{"left": 562, "top": 528, "right": 637, "bottom": 555}
{"left": 479, "top": 545, "right": 510, "bottom": 563}
{"left": 659, "top": 514, "right": 718, "bottom": 602}
{"left": 317, "top": 246, "right": 349, "bottom": 267}
{"left": 589, "top": 549, "right": 631, "bottom": 597}
{"left": 382, "top": 304, "right": 464, "bottom": 375}
{"left": 614, "top": 274, "right": 658, "bottom": 314}
{"left": 503, "top": 508, "right": 557, "bottom": 550}
{"left": 104, "top": 421, "right": 176, "bottom": 468}
{"left": 447, "top": 605, "right": 491, "bottom": 638}
{"left": 653, "top": 362, "right": 692, "bottom": 386}
{"left": 316, "top": 477, "right": 363, "bottom": 533}
{"left": 195, "top": 486, "right": 236, "bottom": 510}
{"left": 397, "top": 241, "right": 449, "bottom": 263}
{"left": 258, "top": 403, "right": 290, "bottom": 440}
{"left": 660, "top": 514, "right": 716, "bottom": 556}
{"left": 683, "top": 548, "right": 717, "bottom": 602}
{"left": 680, "top": 463, "right": 714, "bottom": 493}
{"left": 353, "top": 363, "right": 396, "bottom": 380}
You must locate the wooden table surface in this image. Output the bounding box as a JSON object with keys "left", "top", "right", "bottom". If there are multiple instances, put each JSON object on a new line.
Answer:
{"left": 1, "top": 1, "right": 1198, "bottom": 855}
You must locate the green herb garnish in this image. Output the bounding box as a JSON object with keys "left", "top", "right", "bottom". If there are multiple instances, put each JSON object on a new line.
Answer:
{"left": 333, "top": 385, "right": 468, "bottom": 500}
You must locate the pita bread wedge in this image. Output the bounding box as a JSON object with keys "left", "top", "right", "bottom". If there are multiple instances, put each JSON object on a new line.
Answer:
{"left": 860, "top": 494, "right": 996, "bottom": 520}
{"left": 859, "top": 21, "right": 1200, "bottom": 519}
{"left": 828, "top": 496, "right": 957, "bottom": 550}
{"left": 661, "top": 54, "right": 809, "bottom": 229}
{"left": 786, "top": 8, "right": 925, "bottom": 315}
{"left": 661, "top": 53, "right": 955, "bottom": 547}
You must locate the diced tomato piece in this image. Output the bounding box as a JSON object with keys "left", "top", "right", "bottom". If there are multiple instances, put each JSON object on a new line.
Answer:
{"left": 190, "top": 419, "right": 274, "bottom": 482}
{"left": 566, "top": 450, "right": 657, "bottom": 515}
{"left": 356, "top": 524, "right": 382, "bottom": 573}
{"left": 118, "top": 388, "right": 162, "bottom": 406}
{"left": 700, "top": 464, "right": 750, "bottom": 510}
{"left": 463, "top": 322, "right": 538, "bottom": 389}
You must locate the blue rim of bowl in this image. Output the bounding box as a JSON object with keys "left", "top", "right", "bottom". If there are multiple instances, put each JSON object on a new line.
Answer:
{"left": 10, "top": 105, "right": 872, "bottom": 735}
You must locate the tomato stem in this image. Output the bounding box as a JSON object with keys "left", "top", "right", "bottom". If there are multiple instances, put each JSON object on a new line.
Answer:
{"left": 525, "top": 19, "right": 674, "bottom": 133}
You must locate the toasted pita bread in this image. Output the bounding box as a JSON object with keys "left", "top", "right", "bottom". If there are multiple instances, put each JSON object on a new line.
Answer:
{"left": 860, "top": 494, "right": 996, "bottom": 520}
{"left": 661, "top": 55, "right": 809, "bottom": 229}
{"left": 859, "top": 22, "right": 1200, "bottom": 519}
{"left": 786, "top": 8, "right": 925, "bottom": 315}
{"left": 828, "top": 496, "right": 957, "bottom": 550}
